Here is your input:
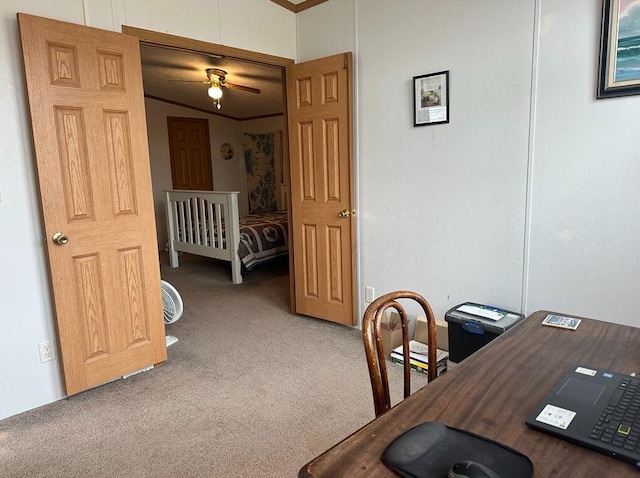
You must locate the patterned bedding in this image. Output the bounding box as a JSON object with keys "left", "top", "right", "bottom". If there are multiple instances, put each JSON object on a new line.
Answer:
{"left": 238, "top": 211, "right": 288, "bottom": 271}
{"left": 167, "top": 189, "right": 288, "bottom": 283}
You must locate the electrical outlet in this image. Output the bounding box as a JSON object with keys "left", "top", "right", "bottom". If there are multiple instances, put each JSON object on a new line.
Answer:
{"left": 365, "top": 286, "right": 375, "bottom": 303}
{"left": 38, "top": 340, "right": 55, "bottom": 363}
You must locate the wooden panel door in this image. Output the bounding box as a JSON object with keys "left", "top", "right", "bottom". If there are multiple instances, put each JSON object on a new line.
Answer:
{"left": 167, "top": 117, "right": 213, "bottom": 190}
{"left": 18, "top": 13, "right": 166, "bottom": 395}
{"left": 286, "top": 53, "right": 355, "bottom": 326}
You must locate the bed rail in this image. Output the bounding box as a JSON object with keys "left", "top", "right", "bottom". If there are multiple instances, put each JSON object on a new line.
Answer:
{"left": 165, "top": 190, "right": 242, "bottom": 284}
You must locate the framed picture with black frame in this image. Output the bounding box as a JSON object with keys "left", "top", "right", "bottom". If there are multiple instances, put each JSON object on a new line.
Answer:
{"left": 413, "top": 70, "right": 449, "bottom": 126}
{"left": 597, "top": 0, "right": 640, "bottom": 99}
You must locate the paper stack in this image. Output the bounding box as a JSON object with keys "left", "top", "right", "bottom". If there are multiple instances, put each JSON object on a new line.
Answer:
{"left": 390, "top": 340, "right": 448, "bottom": 376}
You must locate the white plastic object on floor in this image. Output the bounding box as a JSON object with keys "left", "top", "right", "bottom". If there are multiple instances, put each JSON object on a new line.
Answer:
{"left": 165, "top": 335, "right": 179, "bottom": 347}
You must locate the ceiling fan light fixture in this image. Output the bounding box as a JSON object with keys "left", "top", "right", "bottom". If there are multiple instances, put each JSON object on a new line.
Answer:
{"left": 208, "top": 84, "right": 223, "bottom": 99}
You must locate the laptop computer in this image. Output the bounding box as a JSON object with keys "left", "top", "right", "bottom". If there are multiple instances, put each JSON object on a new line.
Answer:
{"left": 526, "top": 364, "right": 640, "bottom": 468}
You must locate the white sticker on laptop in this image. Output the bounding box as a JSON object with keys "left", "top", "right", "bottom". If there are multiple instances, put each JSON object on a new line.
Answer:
{"left": 535, "top": 404, "right": 576, "bottom": 430}
{"left": 575, "top": 367, "right": 597, "bottom": 376}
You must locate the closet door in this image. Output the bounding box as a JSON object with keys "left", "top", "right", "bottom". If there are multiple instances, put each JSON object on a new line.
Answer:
{"left": 167, "top": 116, "right": 214, "bottom": 190}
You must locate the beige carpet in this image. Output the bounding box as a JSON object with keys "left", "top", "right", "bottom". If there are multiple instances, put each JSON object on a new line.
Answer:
{"left": 0, "top": 254, "right": 420, "bottom": 477}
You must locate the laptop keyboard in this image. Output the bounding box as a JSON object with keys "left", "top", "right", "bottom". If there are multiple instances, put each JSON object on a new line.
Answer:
{"left": 590, "top": 376, "right": 640, "bottom": 452}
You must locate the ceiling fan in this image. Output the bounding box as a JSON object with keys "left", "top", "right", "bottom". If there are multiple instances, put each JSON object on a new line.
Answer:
{"left": 206, "top": 68, "right": 261, "bottom": 110}
{"left": 174, "top": 68, "right": 261, "bottom": 110}
{"left": 206, "top": 68, "right": 261, "bottom": 94}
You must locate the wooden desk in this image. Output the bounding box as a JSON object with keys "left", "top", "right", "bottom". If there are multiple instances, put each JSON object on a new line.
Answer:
{"left": 300, "top": 311, "right": 640, "bottom": 477}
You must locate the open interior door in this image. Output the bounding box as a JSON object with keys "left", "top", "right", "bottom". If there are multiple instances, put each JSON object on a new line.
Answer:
{"left": 286, "top": 52, "right": 356, "bottom": 326}
{"left": 18, "top": 13, "right": 166, "bottom": 395}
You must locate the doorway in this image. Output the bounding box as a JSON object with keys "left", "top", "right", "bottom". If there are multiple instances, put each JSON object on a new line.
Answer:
{"left": 124, "top": 27, "right": 356, "bottom": 325}
{"left": 123, "top": 26, "right": 296, "bottom": 309}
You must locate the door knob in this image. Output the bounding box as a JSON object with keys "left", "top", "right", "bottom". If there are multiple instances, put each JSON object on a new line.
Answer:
{"left": 338, "top": 209, "right": 353, "bottom": 218}
{"left": 52, "top": 232, "right": 69, "bottom": 245}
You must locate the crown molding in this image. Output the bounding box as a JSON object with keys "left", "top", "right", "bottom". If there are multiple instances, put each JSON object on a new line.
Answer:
{"left": 270, "top": 0, "right": 329, "bottom": 13}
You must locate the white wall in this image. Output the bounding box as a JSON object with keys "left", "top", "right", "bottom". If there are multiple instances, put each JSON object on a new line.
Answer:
{"left": 357, "top": 0, "right": 533, "bottom": 322}
{"left": 86, "top": 0, "right": 296, "bottom": 60}
{"left": 0, "top": 0, "right": 295, "bottom": 420}
{"left": 296, "top": 0, "right": 355, "bottom": 59}
{"left": 299, "top": 0, "right": 640, "bottom": 328}
{"left": 300, "top": 0, "right": 533, "bottom": 323}
{"left": 526, "top": 0, "right": 640, "bottom": 325}
{"left": 0, "top": 0, "right": 86, "bottom": 424}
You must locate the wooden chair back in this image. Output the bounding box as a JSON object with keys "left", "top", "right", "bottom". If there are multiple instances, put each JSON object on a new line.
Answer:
{"left": 362, "top": 290, "right": 438, "bottom": 417}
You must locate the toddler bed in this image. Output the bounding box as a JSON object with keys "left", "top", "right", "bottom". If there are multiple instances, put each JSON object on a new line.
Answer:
{"left": 165, "top": 190, "right": 288, "bottom": 284}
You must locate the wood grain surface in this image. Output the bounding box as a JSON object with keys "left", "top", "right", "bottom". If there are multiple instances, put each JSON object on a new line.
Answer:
{"left": 300, "top": 310, "right": 640, "bottom": 477}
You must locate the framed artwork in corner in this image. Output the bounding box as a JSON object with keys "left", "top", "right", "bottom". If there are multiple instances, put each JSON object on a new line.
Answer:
{"left": 597, "top": 0, "right": 640, "bottom": 99}
{"left": 413, "top": 70, "right": 449, "bottom": 126}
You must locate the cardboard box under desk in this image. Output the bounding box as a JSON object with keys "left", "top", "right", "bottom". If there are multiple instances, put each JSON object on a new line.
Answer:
{"left": 380, "top": 311, "right": 403, "bottom": 355}
{"left": 414, "top": 316, "right": 449, "bottom": 351}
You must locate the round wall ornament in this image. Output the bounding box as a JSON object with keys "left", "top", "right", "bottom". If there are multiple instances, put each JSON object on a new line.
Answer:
{"left": 220, "top": 143, "right": 234, "bottom": 160}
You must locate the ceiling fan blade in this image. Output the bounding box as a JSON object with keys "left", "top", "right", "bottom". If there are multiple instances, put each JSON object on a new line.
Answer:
{"left": 223, "top": 82, "right": 261, "bottom": 94}
{"left": 168, "top": 79, "right": 209, "bottom": 83}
